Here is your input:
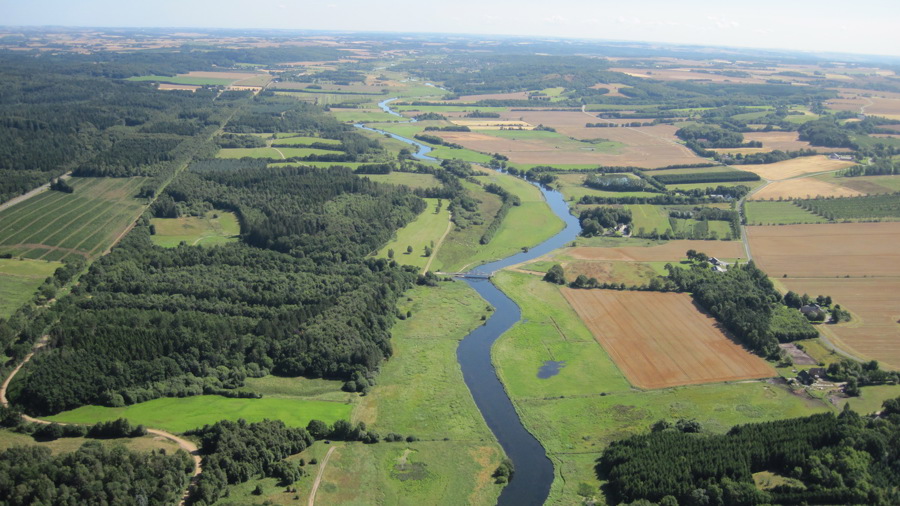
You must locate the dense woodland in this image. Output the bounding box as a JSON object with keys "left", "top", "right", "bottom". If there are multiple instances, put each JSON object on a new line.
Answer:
{"left": 599, "top": 400, "right": 900, "bottom": 505}
{"left": 9, "top": 161, "right": 427, "bottom": 415}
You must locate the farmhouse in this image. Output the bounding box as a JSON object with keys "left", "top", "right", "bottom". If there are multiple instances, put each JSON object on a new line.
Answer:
{"left": 828, "top": 153, "right": 854, "bottom": 161}
{"left": 800, "top": 304, "right": 822, "bottom": 316}
{"left": 797, "top": 367, "right": 827, "bottom": 385}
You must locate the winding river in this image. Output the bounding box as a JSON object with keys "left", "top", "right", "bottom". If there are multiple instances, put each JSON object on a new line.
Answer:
{"left": 356, "top": 99, "right": 582, "bottom": 505}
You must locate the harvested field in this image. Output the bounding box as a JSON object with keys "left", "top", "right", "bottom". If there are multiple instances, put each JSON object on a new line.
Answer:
{"left": 560, "top": 289, "right": 775, "bottom": 389}
{"left": 449, "top": 120, "right": 534, "bottom": 130}
{"left": 740, "top": 132, "right": 843, "bottom": 153}
{"left": 782, "top": 278, "right": 900, "bottom": 370}
{"left": 158, "top": 83, "right": 200, "bottom": 91}
{"left": 748, "top": 222, "right": 900, "bottom": 277}
{"left": 737, "top": 155, "right": 856, "bottom": 181}
{"left": 568, "top": 240, "right": 745, "bottom": 262}
{"left": 480, "top": 110, "right": 703, "bottom": 167}
{"left": 750, "top": 177, "right": 863, "bottom": 201}
{"left": 453, "top": 92, "right": 529, "bottom": 102}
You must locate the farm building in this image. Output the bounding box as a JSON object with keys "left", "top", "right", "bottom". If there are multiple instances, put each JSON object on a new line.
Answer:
{"left": 800, "top": 304, "right": 823, "bottom": 315}
{"left": 798, "top": 367, "right": 827, "bottom": 385}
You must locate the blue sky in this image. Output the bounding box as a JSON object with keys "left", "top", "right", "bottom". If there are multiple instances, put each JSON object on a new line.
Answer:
{"left": 3, "top": 0, "right": 899, "bottom": 56}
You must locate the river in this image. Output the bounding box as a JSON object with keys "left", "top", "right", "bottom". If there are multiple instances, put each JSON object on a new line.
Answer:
{"left": 355, "top": 99, "right": 582, "bottom": 505}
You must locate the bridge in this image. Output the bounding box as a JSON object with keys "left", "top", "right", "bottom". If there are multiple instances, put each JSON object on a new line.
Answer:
{"left": 437, "top": 271, "right": 493, "bottom": 279}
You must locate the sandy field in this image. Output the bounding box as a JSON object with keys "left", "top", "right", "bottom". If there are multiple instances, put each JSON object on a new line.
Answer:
{"left": 782, "top": 278, "right": 900, "bottom": 370}
{"left": 561, "top": 289, "right": 776, "bottom": 389}
{"left": 568, "top": 241, "right": 745, "bottom": 262}
{"left": 748, "top": 222, "right": 900, "bottom": 277}
{"left": 158, "top": 83, "right": 200, "bottom": 91}
{"left": 610, "top": 67, "right": 767, "bottom": 84}
{"left": 750, "top": 177, "right": 863, "bottom": 201}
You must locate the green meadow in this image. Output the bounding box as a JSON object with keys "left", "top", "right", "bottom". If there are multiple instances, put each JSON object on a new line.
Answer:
{"left": 150, "top": 210, "right": 240, "bottom": 247}
{"left": 376, "top": 198, "right": 451, "bottom": 271}
{"left": 0, "top": 258, "right": 61, "bottom": 318}
{"left": 126, "top": 75, "right": 237, "bottom": 86}
{"left": 744, "top": 200, "right": 831, "bottom": 225}
{"left": 626, "top": 204, "right": 673, "bottom": 235}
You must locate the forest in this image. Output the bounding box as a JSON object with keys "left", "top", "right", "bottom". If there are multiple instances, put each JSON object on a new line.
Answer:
{"left": 8, "top": 162, "right": 428, "bottom": 415}
{"left": 598, "top": 400, "right": 900, "bottom": 505}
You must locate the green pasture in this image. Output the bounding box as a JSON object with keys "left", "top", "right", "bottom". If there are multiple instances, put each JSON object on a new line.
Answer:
{"left": 626, "top": 204, "right": 673, "bottom": 235}
{"left": 0, "top": 258, "right": 61, "bottom": 318}
{"left": 149, "top": 210, "right": 240, "bottom": 248}
{"left": 0, "top": 429, "right": 183, "bottom": 456}
{"left": 744, "top": 201, "right": 831, "bottom": 225}
{"left": 375, "top": 198, "right": 451, "bottom": 271}
{"left": 0, "top": 177, "right": 148, "bottom": 261}
{"left": 216, "top": 147, "right": 339, "bottom": 159}
{"left": 429, "top": 146, "right": 494, "bottom": 163}
{"left": 271, "top": 136, "right": 341, "bottom": 146}
{"left": 393, "top": 105, "right": 508, "bottom": 113}
{"left": 363, "top": 172, "right": 441, "bottom": 189}
{"left": 46, "top": 395, "right": 352, "bottom": 434}
{"left": 837, "top": 385, "right": 900, "bottom": 415}
{"left": 331, "top": 109, "right": 404, "bottom": 123}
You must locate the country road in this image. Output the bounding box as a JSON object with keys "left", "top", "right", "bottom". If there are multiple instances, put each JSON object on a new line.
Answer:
{"left": 307, "top": 445, "right": 336, "bottom": 506}
{"left": 0, "top": 337, "right": 203, "bottom": 505}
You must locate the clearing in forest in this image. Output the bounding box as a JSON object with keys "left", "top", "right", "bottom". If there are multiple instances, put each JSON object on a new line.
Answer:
{"left": 560, "top": 289, "right": 775, "bottom": 389}
{"left": 150, "top": 210, "right": 240, "bottom": 247}
{"left": 0, "top": 258, "right": 62, "bottom": 318}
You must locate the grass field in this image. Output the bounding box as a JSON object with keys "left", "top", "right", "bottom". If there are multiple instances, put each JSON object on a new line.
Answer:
{"left": 0, "top": 429, "right": 183, "bottom": 455}
{"left": 553, "top": 173, "right": 662, "bottom": 202}
{"left": 271, "top": 136, "right": 342, "bottom": 146}
{"left": 837, "top": 384, "right": 900, "bottom": 414}
{"left": 216, "top": 147, "right": 338, "bottom": 159}
{"left": 433, "top": 173, "right": 563, "bottom": 272}
{"left": 667, "top": 180, "right": 765, "bottom": 192}
{"left": 560, "top": 289, "right": 776, "bottom": 389}
{"left": 567, "top": 240, "right": 744, "bottom": 262}
{"left": 150, "top": 210, "right": 240, "bottom": 247}
{"left": 491, "top": 270, "right": 829, "bottom": 504}
{"left": 625, "top": 204, "right": 673, "bottom": 235}
{"left": 126, "top": 75, "right": 236, "bottom": 86}
{"left": 375, "top": 198, "right": 451, "bottom": 271}
{"left": 46, "top": 395, "right": 352, "bottom": 434}
{"left": 363, "top": 172, "right": 441, "bottom": 189}
{"left": 744, "top": 201, "right": 832, "bottom": 225}
{"left": 0, "top": 258, "right": 61, "bottom": 318}
{"left": 331, "top": 109, "right": 405, "bottom": 123}
{"left": 0, "top": 177, "right": 148, "bottom": 261}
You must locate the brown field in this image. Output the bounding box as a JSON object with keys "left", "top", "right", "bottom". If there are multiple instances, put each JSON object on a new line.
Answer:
{"left": 750, "top": 177, "right": 863, "bottom": 201}
{"left": 489, "top": 110, "right": 703, "bottom": 167}
{"left": 561, "top": 289, "right": 776, "bottom": 389}
{"left": 782, "top": 278, "right": 900, "bottom": 370}
{"left": 556, "top": 260, "right": 661, "bottom": 286}
{"left": 748, "top": 222, "right": 900, "bottom": 278}
{"left": 742, "top": 131, "right": 843, "bottom": 153}
{"left": 158, "top": 83, "right": 200, "bottom": 91}
{"left": 865, "top": 97, "right": 900, "bottom": 120}
{"left": 568, "top": 240, "right": 745, "bottom": 262}
{"left": 449, "top": 120, "right": 534, "bottom": 130}
{"left": 610, "top": 67, "right": 767, "bottom": 85}
{"left": 452, "top": 91, "right": 529, "bottom": 102}
{"left": 737, "top": 155, "right": 856, "bottom": 181}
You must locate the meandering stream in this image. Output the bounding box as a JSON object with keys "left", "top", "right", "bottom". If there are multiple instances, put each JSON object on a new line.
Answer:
{"left": 356, "top": 99, "right": 582, "bottom": 505}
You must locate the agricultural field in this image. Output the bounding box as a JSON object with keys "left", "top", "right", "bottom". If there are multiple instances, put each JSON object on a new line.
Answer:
{"left": 736, "top": 155, "right": 856, "bottom": 181}
{"left": 567, "top": 239, "right": 745, "bottom": 262}
{"left": 782, "top": 277, "right": 900, "bottom": 370}
{"left": 0, "top": 258, "right": 61, "bottom": 318}
{"left": 430, "top": 129, "right": 623, "bottom": 166}
{"left": 0, "top": 177, "right": 149, "bottom": 261}
{"left": 817, "top": 173, "right": 900, "bottom": 194}
{"left": 744, "top": 201, "right": 832, "bottom": 225}
{"left": 216, "top": 146, "right": 338, "bottom": 159}
{"left": 46, "top": 394, "right": 352, "bottom": 434}
{"left": 626, "top": 204, "right": 673, "bottom": 235}
{"left": 748, "top": 222, "right": 900, "bottom": 277}
{"left": 375, "top": 198, "right": 451, "bottom": 271}
{"left": 554, "top": 173, "right": 661, "bottom": 202}
{"left": 560, "top": 289, "right": 776, "bottom": 389}
{"left": 667, "top": 180, "right": 765, "bottom": 192}
{"left": 270, "top": 135, "right": 342, "bottom": 146}
{"left": 491, "top": 271, "right": 829, "bottom": 504}
{"left": 795, "top": 193, "right": 900, "bottom": 220}
{"left": 149, "top": 210, "right": 240, "bottom": 247}
{"left": 750, "top": 175, "right": 864, "bottom": 200}
{"left": 330, "top": 108, "right": 406, "bottom": 123}
{"left": 127, "top": 74, "right": 236, "bottom": 86}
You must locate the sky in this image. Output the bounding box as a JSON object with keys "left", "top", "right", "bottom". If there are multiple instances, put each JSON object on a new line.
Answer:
{"left": 3, "top": 0, "right": 900, "bottom": 57}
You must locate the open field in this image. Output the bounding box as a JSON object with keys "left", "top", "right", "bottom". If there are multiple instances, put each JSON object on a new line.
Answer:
{"left": 150, "top": 210, "right": 239, "bottom": 247}
{"left": 626, "top": 204, "right": 673, "bottom": 235}
{"left": 837, "top": 384, "right": 900, "bottom": 414}
{"left": 127, "top": 74, "right": 236, "bottom": 86}
{"left": 493, "top": 110, "right": 704, "bottom": 168}
{"left": 492, "top": 271, "right": 829, "bottom": 504}
{"left": 553, "top": 173, "right": 662, "bottom": 201}
{"left": 375, "top": 199, "right": 451, "bottom": 271}
{"left": 820, "top": 173, "right": 900, "bottom": 193}
{"left": 0, "top": 177, "right": 148, "bottom": 261}
{"left": 46, "top": 395, "right": 352, "bottom": 434}
{"left": 0, "top": 429, "right": 183, "bottom": 455}
{"left": 667, "top": 180, "right": 766, "bottom": 192}
{"left": 567, "top": 240, "right": 745, "bottom": 262}
{"left": 271, "top": 135, "right": 342, "bottom": 146}
{"left": 216, "top": 146, "right": 338, "bottom": 159}
{"left": 783, "top": 278, "right": 900, "bottom": 370}
{"left": 0, "top": 258, "right": 61, "bottom": 318}
{"left": 750, "top": 176, "right": 864, "bottom": 200}
{"left": 744, "top": 201, "right": 832, "bottom": 225}
{"left": 432, "top": 129, "right": 623, "bottom": 166}
{"left": 364, "top": 172, "right": 441, "bottom": 189}
{"left": 748, "top": 222, "right": 900, "bottom": 277}
{"left": 736, "top": 155, "right": 856, "bottom": 181}
{"left": 560, "top": 289, "right": 775, "bottom": 389}
{"left": 331, "top": 108, "right": 405, "bottom": 123}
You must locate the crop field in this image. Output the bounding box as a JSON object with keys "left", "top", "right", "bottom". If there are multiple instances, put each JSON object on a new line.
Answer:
{"left": 667, "top": 180, "right": 766, "bottom": 192}
{"left": 492, "top": 271, "right": 827, "bottom": 504}
{"left": 330, "top": 108, "right": 407, "bottom": 123}
{"left": 46, "top": 394, "right": 352, "bottom": 434}
{"left": 431, "top": 129, "right": 623, "bottom": 166}
{"left": 743, "top": 131, "right": 843, "bottom": 152}
{"left": 748, "top": 222, "right": 900, "bottom": 277}
{"left": 796, "top": 193, "right": 900, "bottom": 220}
{"left": 271, "top": 135, "right": 342, "bottom": 146}
{"left": 750, "top": 176, "right": 864, "bottom": 200}
{"left": 0, "top": 258, "right": 61, "bottom": 318}
{"left": 736, "top": 155, "right": 856, "bottom": 181}
{"left": 745, "top": 201, "right": 832, "bottom": 225}
{"left": 0, "top": 177, "right": 148, "bottom": 261}
{"left": 375, "top": 199, "right": 451, "bottom": 271}
{"left": 560, "top": 289, "right": 775, "bottom": 389}
{"left": 783, "top": 278, "right": 900, "bottom": 370}
{"left": 149, "top": 210, "right": 240, "bottom": 247}
{"left": 547, "top": 259, "right": 665, "bottom": 286}
{"left": 553, "top": 173, "right": 662, "bottom": 201}
{"left": 626, "top": 204, "right": 673, "bottom": 235}
{"left": 490, "top": 110, "right": 704, "bottom": 168}
{"left": 567, "top": 239, "right": 744, "bottom": 262}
